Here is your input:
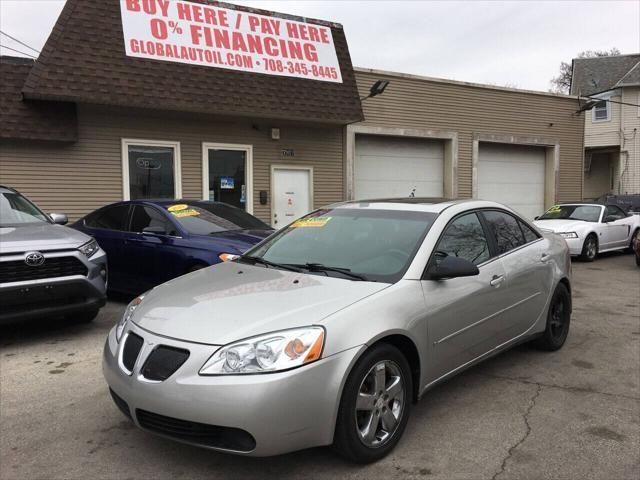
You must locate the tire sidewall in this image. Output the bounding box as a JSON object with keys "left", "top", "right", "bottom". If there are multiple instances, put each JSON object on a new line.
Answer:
{"left": 334, "top": 343, "right": 413, "bottom": 463}
{"left": 543, "top": 283, "right": 571, "bottom": 350}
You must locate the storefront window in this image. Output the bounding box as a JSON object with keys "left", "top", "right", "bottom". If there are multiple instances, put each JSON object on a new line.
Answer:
{"left": 207, "top": 149, "right": 247, "bottom": 210}
{"left": 127, "top": 144, "right": 176, "bottom": 200}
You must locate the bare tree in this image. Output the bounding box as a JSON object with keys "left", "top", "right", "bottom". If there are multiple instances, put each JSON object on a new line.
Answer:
{"left": 549, "top": 48, "right": 621, "bottom": 94}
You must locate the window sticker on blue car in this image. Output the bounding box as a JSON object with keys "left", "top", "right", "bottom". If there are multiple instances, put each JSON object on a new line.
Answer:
{"left": 173, "top": 209, "right": 200, "bottom": 218}
{"left": 167, "top": 204, "right": 188, "bottom": 212}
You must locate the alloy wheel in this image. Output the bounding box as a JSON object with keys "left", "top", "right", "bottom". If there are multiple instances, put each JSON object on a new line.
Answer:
{"left": 355, "top": 360, "right": 405, "bottom": 448}
{"left": 585, "top": 237, "right": 597, "bottom": 260}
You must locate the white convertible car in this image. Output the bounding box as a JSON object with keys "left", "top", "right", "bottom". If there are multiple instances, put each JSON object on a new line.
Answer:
{"left": 534, "top": 203, "right": 640, "bottom": 261}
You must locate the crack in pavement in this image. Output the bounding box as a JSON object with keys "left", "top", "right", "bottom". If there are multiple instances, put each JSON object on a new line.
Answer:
{"left": 491, "top": 383, "right": 542, "bottom": 480}
{"left": 479, "top": 373, "right": 640, "bottom": 402}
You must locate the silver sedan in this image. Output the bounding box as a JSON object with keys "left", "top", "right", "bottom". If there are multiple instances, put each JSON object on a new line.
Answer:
{"left": 103, "top": 199, "right": 572, "bottom": 463}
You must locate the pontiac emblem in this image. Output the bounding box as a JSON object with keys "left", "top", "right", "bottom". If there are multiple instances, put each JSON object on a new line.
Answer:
{"left": 24, "top": 251, "right": 45, "bottom": 267}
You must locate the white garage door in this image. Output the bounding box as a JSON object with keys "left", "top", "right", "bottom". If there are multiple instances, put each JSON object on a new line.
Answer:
{"left": 354, "top": 135, "right": 444, "bottom": 200}
{"left": 478, "top": 143, "right": 545, "bottom": 220}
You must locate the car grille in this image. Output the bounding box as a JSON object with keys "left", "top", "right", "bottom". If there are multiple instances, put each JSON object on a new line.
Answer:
{"left": 109, "top": 388, "right": 132, "bottom": 420}
{"left": 122, "top": 333, "right": 144, "bottom": 372}
{"left": 0, "top": 256, "right": 87, "bottom": 283}
{"left": 136, "top": 409, "right": 256, "bottom": 452}
{"left": 141, "top": 346, "right": 190, "bottom": 381}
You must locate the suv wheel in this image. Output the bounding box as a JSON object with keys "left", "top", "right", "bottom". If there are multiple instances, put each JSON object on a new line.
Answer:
{"left": 333, "top": 343, "right": 412, "bottom": 463}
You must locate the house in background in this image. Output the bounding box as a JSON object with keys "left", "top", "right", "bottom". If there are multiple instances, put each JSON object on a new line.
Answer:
{"left": 571, "top": 54, "right": 640, "bottom": 199}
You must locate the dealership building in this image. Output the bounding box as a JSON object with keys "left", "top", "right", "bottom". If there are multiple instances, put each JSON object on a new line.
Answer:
{"left": 0, "top": 0, "right": 585, "bottom": 224}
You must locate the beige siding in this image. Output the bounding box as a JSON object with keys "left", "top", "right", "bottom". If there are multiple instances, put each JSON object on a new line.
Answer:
{"left": 584, "top": 95, "right": 622, "bottom": 148}
{"left": 0, "top": 105, "right": 343, "bottom": 222}
{"left": 620, "top": 87, "right": 640, "bottom": 194}
{"left": 354, "top": 69, "right": 585, "bottom": 202}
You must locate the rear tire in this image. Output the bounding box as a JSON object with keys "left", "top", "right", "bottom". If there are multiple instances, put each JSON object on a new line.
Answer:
{"left": 333, "top": 343, "right": 412, "bottom": 464}
{"left": 580, "top": 234, "right": 598, "bottom": 262}
{"left": 533, "top": 283, "right": 571, "bottom": 351}
{"left": 68, "top": 309, "right": 99, "bottom": 324}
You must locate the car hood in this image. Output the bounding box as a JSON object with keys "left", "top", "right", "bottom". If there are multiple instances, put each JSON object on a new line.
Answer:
{"left": 193, "top": 229, "right": 274, "bottom": 253}
{"left": 132, "top": 261, "right": 389, "bottom": 345}
{"left": 0, "top": 223, "right": 91, "bottom": 254}
{"left": 533, "top": 219, "right": 590, "bottom": 233}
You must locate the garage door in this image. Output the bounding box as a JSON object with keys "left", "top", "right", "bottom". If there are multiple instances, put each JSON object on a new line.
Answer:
{"left": 478, "top": 143, "right": 545, "bottom": 219}
{"left": 354, "top": 135, "right": 444, "bottom": 200}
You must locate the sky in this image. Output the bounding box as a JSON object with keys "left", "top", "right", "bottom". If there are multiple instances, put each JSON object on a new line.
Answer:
{"left": 0, "top": 0, "right": 638, "bottom": 92}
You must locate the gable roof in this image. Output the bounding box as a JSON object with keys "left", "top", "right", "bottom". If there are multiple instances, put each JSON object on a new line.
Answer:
{"left": 0, "top": 56, "right": 77, "bottom": 142}
{"left": 21, "top": 0, "right": 363, "bottom": 125}
{"left": 571, "top": 54, "right": 640, "bottom": 96}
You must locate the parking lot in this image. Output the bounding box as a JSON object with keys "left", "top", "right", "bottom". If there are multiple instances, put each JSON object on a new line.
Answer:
{"left": 1, "top": 254, "right": 638, "bottom": 480}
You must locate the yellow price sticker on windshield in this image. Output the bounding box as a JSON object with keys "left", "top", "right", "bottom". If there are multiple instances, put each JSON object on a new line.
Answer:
{"left": 168, "top": 204, "right": 188, "bottom": 212}
{"left": 291, "top": 216, "right": 332, "bottom": 228}
{"left": 172, "top": 209, "right": 200, "bottom": 218}
{"left": 547, "top": 206, "right": 561, "bottom": 213}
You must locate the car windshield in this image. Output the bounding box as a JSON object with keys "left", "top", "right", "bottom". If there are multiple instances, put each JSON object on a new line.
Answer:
{"left": 163, "top": 202, "right": 269, "bottom": 235}
{"left": 0, "top": 191, "right": 50, "bottom": 227}
{"left": 245, "top": 208, "right": 437, "bottom": 283}
{"left": 538, "top": 205, "right": 602, "bottom": 223}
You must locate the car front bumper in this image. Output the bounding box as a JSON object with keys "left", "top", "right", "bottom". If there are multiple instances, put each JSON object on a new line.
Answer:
{"left": 102, "top": 322, "right": 362, "bottom": 456}
{"left": 0, "top": 249, "right": 107, "bottom": 323}
{"left": 563, "top": 237, "right": 584, "bottom": 256}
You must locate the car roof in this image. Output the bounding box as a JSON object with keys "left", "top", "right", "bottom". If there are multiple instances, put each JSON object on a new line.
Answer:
{"left": 330, "top": 198, "right": 501, "bottom": 214}
{"left": 0, "top": 185, "right": 18, "bottom": 194}
{"left": 552, "top": 203, "right": 604, "bottom": 207}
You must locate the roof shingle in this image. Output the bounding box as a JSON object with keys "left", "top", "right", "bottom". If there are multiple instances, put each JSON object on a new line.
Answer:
{"left": 571, "top": 54, "right": 640, "bottom": 96}
{"left": 0, "top": 56, "right": 77, "bottom": 142}
{"left": 22, "top": 0, "right": 363, "bottom": 125}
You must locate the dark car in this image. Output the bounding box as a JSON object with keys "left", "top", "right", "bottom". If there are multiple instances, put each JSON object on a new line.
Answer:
{"left": 72, "top": 200, "right": 273, "bottom": 295}
{"left": 595, "top": 194, "right": 640, "bottom": 214}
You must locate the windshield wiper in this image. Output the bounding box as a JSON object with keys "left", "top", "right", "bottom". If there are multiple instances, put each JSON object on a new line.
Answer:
{"left": 289, "top": 263, "right": 370, "bottom": 281}
{"left": 239, "top": 255, "right": 303, "bottom": 273}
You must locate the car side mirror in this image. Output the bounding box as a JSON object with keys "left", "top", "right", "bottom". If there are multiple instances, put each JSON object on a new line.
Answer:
{"left": 534, "top": 216, "right": 539, "bottom": 220}
{"left": 427, "top": 255, "right": 480, "bottom": 280}
{"left": 49, "top": 213, "right": 68, "bottom": 225}
{"left": 142, "top": 225, "right": 166, "bottom": 235}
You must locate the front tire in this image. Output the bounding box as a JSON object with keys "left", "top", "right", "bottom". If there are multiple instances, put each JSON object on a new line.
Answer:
{"left": 580, "top": 234, "right": 598, "bottom": 262}
{"left": 533, "top": 283, "right": 571, "bottom": 351}
{"left": 333, "top": 343, "right": 412, "bottom": 463}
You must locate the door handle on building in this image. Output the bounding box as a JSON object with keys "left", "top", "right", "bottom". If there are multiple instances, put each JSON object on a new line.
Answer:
{"left": 490, "top": 275, "right": 505, "bottom": 287}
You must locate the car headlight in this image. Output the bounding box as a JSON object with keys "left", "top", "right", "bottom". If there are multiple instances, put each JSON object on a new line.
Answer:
{"left": 116, "top": 294, "right": 146, "bottom": 342}
{"left": 79, "top": 239, "right": 100, "bottom": 258}
{"left": 199, "top": 326, "right": 325, "bottom": 375}
{"left": 558, "top": 232, "right": 578, "bottom": 239}
{"left": 218, "top": 253, "right": 240, "bottom": 262}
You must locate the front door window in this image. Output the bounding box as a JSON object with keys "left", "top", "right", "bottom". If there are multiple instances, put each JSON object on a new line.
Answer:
{"left": 207, "top": 149, "right": 246, "bottom": 210}
{"left": 127, "top": 143, "right": 177, "bottom": 200}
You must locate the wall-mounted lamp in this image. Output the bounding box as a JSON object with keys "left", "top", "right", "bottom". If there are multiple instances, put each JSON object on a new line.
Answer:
{"left": 360, "top": 80, "right": 390, "bottom": 101}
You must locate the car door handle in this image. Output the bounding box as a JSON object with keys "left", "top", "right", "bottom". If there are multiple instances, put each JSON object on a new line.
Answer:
{"left": 490, "top": 275, "right": 505, "bottom": 287}
{"left": 541, "top": 253, "right": 551, "bottom": 263}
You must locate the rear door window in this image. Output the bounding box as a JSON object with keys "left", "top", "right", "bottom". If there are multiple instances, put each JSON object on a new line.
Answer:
{"left": 85, "top": 205, "right": 129, "bottom": 231}
{"left": 482, "top": 210, "right": 526, "bottom": 255}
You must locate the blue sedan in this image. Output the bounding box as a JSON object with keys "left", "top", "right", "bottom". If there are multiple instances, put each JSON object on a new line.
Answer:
{"left": 72, "top": 200, "right": 273, "bottom": 295}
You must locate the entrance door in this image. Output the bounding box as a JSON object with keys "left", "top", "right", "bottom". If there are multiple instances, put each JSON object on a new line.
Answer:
{"left": 272, "top": 167, "right": 312, "bottom": 228}
{"left": 203, "top": 144, "right": 252, "bottom": 212}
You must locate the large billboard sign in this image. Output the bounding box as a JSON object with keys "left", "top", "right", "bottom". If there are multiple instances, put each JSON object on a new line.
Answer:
{"left": 120, "top": 0, "right": 343, "bottom": 83}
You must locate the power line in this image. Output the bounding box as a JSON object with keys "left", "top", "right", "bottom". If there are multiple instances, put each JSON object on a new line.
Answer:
{"left": 0, "top": 30, "right": 41, "bottom": 54}
{"left": 0, "top": 45, "right": 37, "bottom": 59}
{"left": 580, "top": 95, "right": 640, "bottom": 108}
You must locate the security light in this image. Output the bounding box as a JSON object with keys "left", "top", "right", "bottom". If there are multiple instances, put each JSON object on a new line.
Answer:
{"left": 360, "top": 80, "right": 390, "bottom": 101}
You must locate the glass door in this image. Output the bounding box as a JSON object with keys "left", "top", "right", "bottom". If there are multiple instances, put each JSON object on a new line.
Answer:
{"left": 206, "top": 149, "right": 247, "bottom": 210}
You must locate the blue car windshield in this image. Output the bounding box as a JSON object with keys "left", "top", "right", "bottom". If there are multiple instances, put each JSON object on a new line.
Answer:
{"left": 245, "top": 208, "right": 437, "bottom": 283}
{"left": 163, "top": 203, "right": 269, "bottom": 235}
